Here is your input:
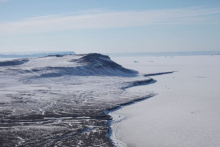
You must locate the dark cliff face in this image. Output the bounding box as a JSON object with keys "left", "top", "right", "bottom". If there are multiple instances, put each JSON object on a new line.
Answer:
{"left": 76, "top": 53, "right": 138, "bottom": 75}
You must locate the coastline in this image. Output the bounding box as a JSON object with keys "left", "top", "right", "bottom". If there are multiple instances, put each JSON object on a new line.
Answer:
{"left": 0, "top": 54, "right": 156, "bottom": 146}
{"left": 105, "top": 93, "right": 155, "bottom": 147}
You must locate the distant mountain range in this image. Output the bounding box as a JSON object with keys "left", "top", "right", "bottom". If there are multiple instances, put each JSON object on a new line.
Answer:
{"left": 0, "top": 51, "right": 75, "bottom": 58}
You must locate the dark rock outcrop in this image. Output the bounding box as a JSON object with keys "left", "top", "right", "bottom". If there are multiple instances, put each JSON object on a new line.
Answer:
{"left": 0, "top": 59, "right": 29, "bottom": 67}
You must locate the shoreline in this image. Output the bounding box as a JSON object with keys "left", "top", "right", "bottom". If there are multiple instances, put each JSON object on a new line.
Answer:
{"left": 105, "top": 93, "right": 155, "bottom": 147}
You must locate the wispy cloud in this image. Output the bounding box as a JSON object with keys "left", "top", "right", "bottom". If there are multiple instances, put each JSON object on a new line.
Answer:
{"left": 0, "top": 0, "right": 9, "bottom": 3}
{"left": 0, "top": 7, "right": 220, "bottom": 35}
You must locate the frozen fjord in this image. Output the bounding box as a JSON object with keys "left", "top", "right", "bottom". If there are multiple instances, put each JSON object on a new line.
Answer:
{"left": 109, "top": 55, "right": 220, "bottom": 147}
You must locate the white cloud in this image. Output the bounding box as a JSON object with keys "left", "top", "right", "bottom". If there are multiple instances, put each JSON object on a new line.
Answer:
{"left": 0, "top": 7, "right": 219, "bottom": 35}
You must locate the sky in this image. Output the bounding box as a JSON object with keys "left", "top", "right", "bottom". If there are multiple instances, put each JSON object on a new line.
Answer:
{"left": 0, "top": 0, "right": 220, "bottom": 54}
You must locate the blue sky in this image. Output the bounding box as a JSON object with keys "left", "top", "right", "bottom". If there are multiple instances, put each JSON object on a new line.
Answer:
{"left": 0, "top": 0, "right": 220, "bottom": 53}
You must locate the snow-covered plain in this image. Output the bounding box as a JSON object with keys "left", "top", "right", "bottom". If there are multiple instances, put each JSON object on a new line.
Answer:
{"left": 109, "top": 55, "right": 220, "bottom": 147}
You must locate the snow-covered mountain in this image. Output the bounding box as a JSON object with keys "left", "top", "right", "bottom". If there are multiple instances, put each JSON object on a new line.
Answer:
{"left": 0, "top": 53, "right": 152, "bottom": 147}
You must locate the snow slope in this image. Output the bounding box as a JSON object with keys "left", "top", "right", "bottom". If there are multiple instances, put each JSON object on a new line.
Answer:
{"left": 109, "top": 55, "right": 220, "bottom": 147}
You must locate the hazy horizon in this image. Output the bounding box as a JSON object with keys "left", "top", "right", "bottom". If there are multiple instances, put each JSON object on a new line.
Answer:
{"left": 0, "top": 51, "right": 220, "bottom": 59}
